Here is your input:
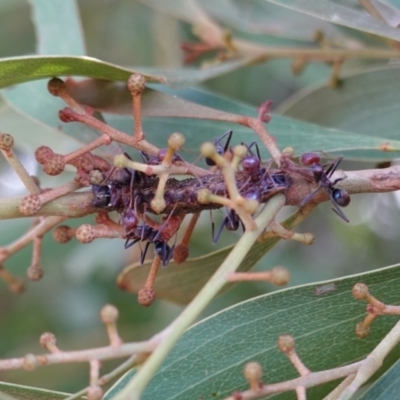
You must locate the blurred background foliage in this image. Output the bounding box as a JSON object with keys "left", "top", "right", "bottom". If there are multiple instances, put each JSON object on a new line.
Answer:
{"left": 1, "top": 0, "right": 400, "bottom": 394}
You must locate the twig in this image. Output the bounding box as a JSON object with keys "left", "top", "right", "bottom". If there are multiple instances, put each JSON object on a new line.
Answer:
{"left": 112, "top": 194, "right": 286, "bottom": 400}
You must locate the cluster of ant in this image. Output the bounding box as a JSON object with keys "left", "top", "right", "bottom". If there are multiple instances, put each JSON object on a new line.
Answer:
{"left": 92, "top": 130, "right": 351, "bottom": 267}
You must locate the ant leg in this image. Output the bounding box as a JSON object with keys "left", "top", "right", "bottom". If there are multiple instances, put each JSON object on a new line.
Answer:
{"left": 325, "top": 156, "right": 343, "bottom": 178}
{"left": 151, "top": 205, "right": 178, "bottom": 243}
{"left": 140, "top": 151, "right": 151, "bottom": 164}
{"left": 212, "top": 210, "right": 240, "bottom": 244}
{"left": 124, "top": 237, "right": 140, "bottom": 250}
{"left": 330, "top": 200, "right": 350, "bottom": 223}
{"left": 245, "top": 141, "right": 262, "bottom": 161}
{"left": 205, "top": 130, "right": 233, "bottom": 166}
{"left": 212, "top": 217, "right": 228, "bottom": 245}
{"left": 140, "top": 242, "right": 151, "bottom": 264}
{"left": 298, "top": 188, "right": 320, "bottom": 208}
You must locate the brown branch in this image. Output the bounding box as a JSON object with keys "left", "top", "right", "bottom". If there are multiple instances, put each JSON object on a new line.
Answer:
{"left": 1, "top": 165, "right": 400, "bottom": 221}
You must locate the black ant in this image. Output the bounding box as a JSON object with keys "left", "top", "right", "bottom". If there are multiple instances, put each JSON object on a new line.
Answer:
{"left": 210, "top": 138, "right": 289, "bottom": 244}
{"left": 124, "top": 224, "right": 174, "bottom": 267}
{"left": 299, "top": 152, "right": 350, "bottom": 222}
{"left": 211, "top": 209, "right": 242, "bottom": 245}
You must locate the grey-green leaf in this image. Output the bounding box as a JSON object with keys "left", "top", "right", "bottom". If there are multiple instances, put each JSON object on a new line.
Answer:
{"left": 109, "top": 264, "right": 400, "bottom": 400}
{"left": 264, "top": 0, "right": 400, "bottom": 41}
{"left": 0, "top": 381, "right": 79, "bottom": 400}
{"left": 0, "top": 56, "right": 162, "bottom": 89}
{"left": 30, "top": 0, "right": 85, "bottom": 56}
{"left": 278, "top": 67, "right": 400, "bottom": 150}
{"left": 359, "top": 357, "right": 400, "bottom": 399}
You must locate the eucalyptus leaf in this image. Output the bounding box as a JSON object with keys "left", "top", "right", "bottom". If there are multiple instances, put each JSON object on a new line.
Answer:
{"left": 278, "top": 67, "right": 400, "bottom": 152}
{"left": 109, "top": 264, "right": 400, "bottom": 400}
{"left": 359, "top": 357, "right": 400, "bottom": 399}
{"left": 104, "top": 87, "right": 400, "bottom": 161}
{"left": 264, "top": 0, "right": 400, "bottom": 41}
{"left": 0, "top": 56, "right": 162, "bottom": 88}
{"left": 0, "top": 381, "right": 77, "bottom": 400}
{"left": 118, "top": 212, "right": 295, "bottom": 304}
{"left": 30, "top": 0, "right": 85, "bottom": 56}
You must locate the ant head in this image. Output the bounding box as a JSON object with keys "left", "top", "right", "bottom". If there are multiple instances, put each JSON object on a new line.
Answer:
{"left": 300, "top": 152, "right": 321, "bottom": 166}
{"left": 92, "top": 185, "right": 111, "bottom": 207}
{"left": 332, "top": 189, "right": 351, "bottom": 207}
{"left": 241, "top": 155, "right": 261, "bottom": 174}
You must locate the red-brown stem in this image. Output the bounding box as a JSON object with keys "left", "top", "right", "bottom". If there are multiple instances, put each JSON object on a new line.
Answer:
{"left": 38, "top": 181, "right": 83, "bottom": 206}
{"left": 227, "top": 271, "right": 273, "bottom": 282}
{"left": 63, "top": 135, "right": 111, "bottom": 164}
{"left": 179, "top": 213, "right": 200, "bottom": 247}
{"left": 144, "top": 256, "right": 161, "bottom": 290}
{"left": 93, "top": 224, "right": 125, "bottom": 240}
{"left": 32, "top": 235, "right": 42, "bottom": 267}
{"left": 0, "top": 264, "right": 24, "bottom": 292}
{"left": 89, "top": 359, "right": 101, "bottom": 386}
{"left": 63, "top": 108, "right": 159, "bottom": 155}
{"left": 133, "top": 95, "right": 144, "bottom": 142}
{"left": 246, "top": 118, "right": 281, "bottom": 166}
{"left": 0, "top": 216, "right": 66, "bottom": 264}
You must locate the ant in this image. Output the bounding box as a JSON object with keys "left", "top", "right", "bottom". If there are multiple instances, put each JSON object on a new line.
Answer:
{"left": 210, "top": 137, "right": 289, "bottom": 244}
{"left": 124, "top": 223, "right": 174, "bottom": 267}
{"left": 299, "top": 152, "right": 350, "bottom": 222}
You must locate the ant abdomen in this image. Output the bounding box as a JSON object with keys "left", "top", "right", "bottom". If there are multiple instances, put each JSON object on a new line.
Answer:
{"left": 121, "top": 209, "right": 138, "bottom": 234}
{"left": 332, "top": 189, "right": 351, "bottom": 207}
{"left": 300, "top": 152, "right": 321, "bottom": 166}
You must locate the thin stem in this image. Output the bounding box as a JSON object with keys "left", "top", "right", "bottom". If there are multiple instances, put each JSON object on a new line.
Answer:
{"left": 223, "top": 361, "right": 363, "bottom": 400}
{"left": 339, "top": 319, "right": 400, "bottom": 400}
{"left": 0, "top": 216, "right": 66, "bottom": 264}
{"left": 65, "top": 354, "right": 139, "bottom": 400}
{"left": 0, "top": 341, "right": 155, "bottom": 371}
{"left": 1, "top": 149, "right": 40, "bottom": 195}
{"left": 112, "top": 194, "right": 286, "bottom": 400}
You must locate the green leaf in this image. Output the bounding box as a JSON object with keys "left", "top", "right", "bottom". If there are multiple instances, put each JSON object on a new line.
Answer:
{"left": 0, "top": 56, "right": 162, "bottom": 88}
{"left": 30, "top": 0, "right": 85, "bottom": 55}
{"left": 0, "top": 381, "right": 78, "bottom": 400}
{"left": 263, "top": 0, "right": 400, "bottom": 41}
{"left": 117, "top": 213, "right": 294, "bottom": 305}
{"left": 109, "top": 264, "right": 400, "bottom": 399}
{"left": 105, "top": 87, "right": 400, "bottom": 161}
{"left": 4, "top": 66, "right": 400, "bottom": 165}
{"left": 118, "top": 241, "right": 273, "bottom": 305}
{"left": 1, "top": 78, "right": 123, "bottom": 159}
{"left": 360, "top": 358, "right": 400, "bottom": 399}
{"left": 278, "top": 67, "right": 400, "bottom": 158}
